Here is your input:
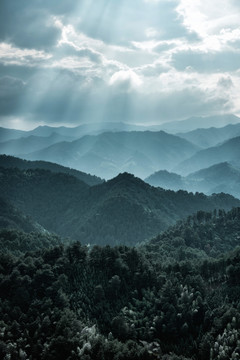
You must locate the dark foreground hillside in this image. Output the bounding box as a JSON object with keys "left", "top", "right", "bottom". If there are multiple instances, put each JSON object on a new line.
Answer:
{"left": 1, "top": 167, "right": 240, "bottom": 246}
{"left": 0, "top": 208, "right": 240, "bottom": 359}
{"left": 0, "top": 155, "right": 104, "bottom": 186}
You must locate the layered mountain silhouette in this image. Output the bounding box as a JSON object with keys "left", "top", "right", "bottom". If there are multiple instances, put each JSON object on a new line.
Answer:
{"left": 0, "top": 133, "right": 74, "bottom": 156}
{"left": 187, "top": 162, "right": 240, "bottom": 198}
{"left": 0, "top": 127, "right": 26, "bottom": 142}
{"left": 0, "top": 122, "right": 160, "bottom": 143}
{"left": 24, "top": 131, "right": 199, "bottom": 179}
{"left": 174, "top": 136, "right": 240, "bottom": 175}
{"left": 145, "top": 162, "right": 240, "bottom": 199}
{"left": 1, "top": 166, "right": 239, "bottom": 246}
{"left": 177, "top": 122, "right": 240, "bottom": 148}
{"left": 161, "top": 114, "right": 240, "bottom": 133}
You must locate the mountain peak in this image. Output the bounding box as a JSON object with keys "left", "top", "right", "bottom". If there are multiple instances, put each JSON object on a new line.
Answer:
{"left": 108, "top": 172, "right": 138, "bottom": 183}
{"left": 106, "top": 172, "right": 149, "bottom": 189}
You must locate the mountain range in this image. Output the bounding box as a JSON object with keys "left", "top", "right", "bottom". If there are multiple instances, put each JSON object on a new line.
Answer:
{"left": 23, "top": 131, "right": 199, "bottom": 179}
{"left": 175, "top": 135, "right": 240, "bottom": 175}
{"left": 1, "top": 163, "right": 240, "bottom": 246}
{"left": 0, "top": 122, "right": 156, "bottom": 142}
{"left": 1, "top": 115, "right": 240, "bottom": 181}
{"left": 177, "top": 122, "right": 240, "bottom": 148}
{"left": 3, "top": 115, "right": 239, "bottom": 143}
{"left": 145, "top": 162, "right": 240, "bottom": 199}
{"left": 0, "top": 133, "right": 75, "bottom": 156}
{"left": 161, "top": 114, "right": 240, "bottom": 133}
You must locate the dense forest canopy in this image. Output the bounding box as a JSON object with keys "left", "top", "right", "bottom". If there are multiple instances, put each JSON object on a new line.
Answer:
{"left": 0, "top": 207, "right": 240, "bottom": 359}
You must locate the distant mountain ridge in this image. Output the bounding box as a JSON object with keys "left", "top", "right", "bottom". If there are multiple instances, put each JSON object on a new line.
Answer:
{"left": 177, "top": 122, "right": 240, "bottom": 148}
{"left": 161, "top": 114, "right": 240, "bottom": 133}
{"left": 24, "top": 130, "right": 199, "bottom": 179}
{"left": 174, "top": 135, "right": 240, "bottom": 175}
{"left": 0, "top": 133, "right": 74, "bottom": 156}
{"left": 145, "top": 162, "right": 240, "bottom": 199}
{"left": 0, "top": 122, "right": 162, "bottom": 142}
{"left": 1, "top": 115, "right": 239, "bottom": 143}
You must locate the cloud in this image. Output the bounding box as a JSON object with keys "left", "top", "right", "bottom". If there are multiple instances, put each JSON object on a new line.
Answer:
{"left": 0, "top": 76, "right": 25, "bottom": 115}
{"left": 73, "top": 0, "right": 195, "bottom": 45}
{"left": 109, "top": 70, "right": 142, "bottom": 91}
{"left": 56, "top": 43, "right": 103, "bottom": 64}
{"left": 218, "top": 76, "right": 234, "bottom": 89}
{"left": 0, "top": 43, "right": 52, "bottom": 67}
{"left": 0, "top": 4, "right": 58, "bottom": 50}
{"left": 176, "top": 0, "right": 240, "bottom": 38}
{"left": 1, "top": 0, "right": 240, "bottom": 129}
{"left": 171, "top": 49, "right": 240, "bottom": 72}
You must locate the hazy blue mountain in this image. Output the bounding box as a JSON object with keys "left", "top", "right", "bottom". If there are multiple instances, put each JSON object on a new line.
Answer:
{"left": 0, "top": 122, "right": 158, "bottom": 145}
{"left": 0, "top": 154, "right": 103, "bottom": 186}
{"left": 161, "top": 114, "right": 240, "bottom": 133}
{"left": 25, "top": 131, "right": 199, "bottom": 179}
{"left": 0, "top": 133, "right": 75, "bottom": 156}
{"left": 28, "top": 122, "right": 155, "bottom": 138}
{"left": 174, "top": 136, "right": 240, "bottom": 175}
{"left": 145, "top": 162, "right": 240, "bottom": 199}
{"left": 1, "top": 167, "right": 239, "bottom": 246}
{"left": 145, "top": 170, "right": 185, "bottom": 190}
{"left": 0, "top": 127, "right": 27, "bottom": 142}
{"left": 177, "top": 122, "right": 240, "bottom": 148}
{"left": 187, "top": 162, "right": 240, "bottom": 198}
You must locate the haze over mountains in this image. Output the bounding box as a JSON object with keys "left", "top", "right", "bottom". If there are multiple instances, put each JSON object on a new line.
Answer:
{"left": 145, "top": 162, "right": 240, "bottom": 199}
{"left": 161, "top": 114, "right": 240, "bottom": 133}
{"left": 175, "top": 135, "right": 240, "bottom": 175}
{"left": 177, "top": 122, "right": 240, "bottom": 149}
{"left": 24, "top": 131, "right": 199, "bottom": 179}
{"left": 1, "top": 113, "right": 240, "bottom": 188}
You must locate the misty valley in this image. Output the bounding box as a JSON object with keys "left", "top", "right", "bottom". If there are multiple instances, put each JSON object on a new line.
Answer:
{"left": 0, "top": 116, "right": 240, "bottom": 360}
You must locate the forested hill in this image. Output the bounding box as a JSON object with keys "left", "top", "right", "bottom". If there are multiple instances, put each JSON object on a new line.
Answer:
{"left": 0, "top": 154, "right": 104, "bottom": 186}
{"left": 0, "top": 207, "right": 240, "bottom": 359}
{"left": 144, "top": 207, "right": 240, "bottom": 262}
{"left": 0, "top": 197, "right": 46, "bottom": 234}
{"left": 1, "top": 167, "right": 240, "bottom": 246}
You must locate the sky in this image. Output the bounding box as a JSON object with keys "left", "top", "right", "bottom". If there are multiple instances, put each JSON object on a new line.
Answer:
{"left": 0, "top": 0, "right": 240, "bottom": 130}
